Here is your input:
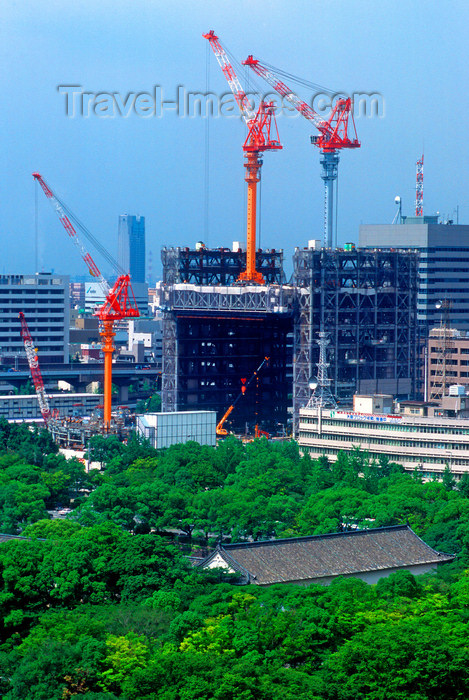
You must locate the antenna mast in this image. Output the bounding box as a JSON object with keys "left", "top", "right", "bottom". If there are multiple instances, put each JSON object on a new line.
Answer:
{"left": 306, "top": 331, "right": 337, "bottom": 409}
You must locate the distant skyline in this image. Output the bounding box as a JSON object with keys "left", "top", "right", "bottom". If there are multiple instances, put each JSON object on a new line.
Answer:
{"left": 2, "top": 0, "right": 468, "bottom": 280}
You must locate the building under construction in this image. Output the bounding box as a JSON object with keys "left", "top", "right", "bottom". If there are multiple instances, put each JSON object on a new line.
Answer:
{"left": 292, "top": 245, "right": 420, "bottom": 418}
{"left": 161, "top": 244, "right": 419, "bottom": 433}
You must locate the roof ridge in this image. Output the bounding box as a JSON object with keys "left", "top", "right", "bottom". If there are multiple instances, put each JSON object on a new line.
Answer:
{"left": 223, "top": 524, "right": 409, "bottom": 549}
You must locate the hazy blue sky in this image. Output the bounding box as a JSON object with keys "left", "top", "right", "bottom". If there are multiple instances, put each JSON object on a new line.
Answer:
{"left": 2, "top": 0, "right": 468, "bottom": 280}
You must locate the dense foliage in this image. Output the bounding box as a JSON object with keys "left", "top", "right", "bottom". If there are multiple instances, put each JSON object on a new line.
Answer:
{"left": 1, "top": 421, "right": 469, "bottom": 698}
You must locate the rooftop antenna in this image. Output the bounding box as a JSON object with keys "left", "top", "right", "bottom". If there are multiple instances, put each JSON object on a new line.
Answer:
{"left": 306, "top": 331, "right": 337, "bottom": 409}
{"left": 392, "top": 195, "right": 402, "bottom": 224}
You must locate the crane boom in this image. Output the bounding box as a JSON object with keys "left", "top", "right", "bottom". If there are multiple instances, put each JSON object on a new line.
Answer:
{"left": 243, "top": 57, "right": 360, "bottom": 249}
{"left": 32, "top": 173, "right": 109, "bottom": 297}
{"left": 243, "top": 57, "right": 360, "bottom": 150}
{"left": 33, "top": 172, "right": 139, "bottom": 430}
{"left": 18, "top": 312, "right": 51, "bottom": 424}
{"left": 203, "top": 30, "right": 255, "bottom": 124}
{"left": 243, "top": 57, "right": 332, "bottom": 137}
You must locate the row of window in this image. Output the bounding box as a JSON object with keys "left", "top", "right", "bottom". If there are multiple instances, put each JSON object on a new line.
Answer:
{"left": 298, "top": 430, "right": 469, "bottom": 451}
{"left": 300, "top": 416, "right": 469, "bottom": 435}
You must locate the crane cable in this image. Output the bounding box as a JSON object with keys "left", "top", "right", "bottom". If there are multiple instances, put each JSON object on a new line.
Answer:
{"left": 54, "top": 191, "right": 124, "bottom": 275}
{"left": 204, "top": 40, "right": 210, "bottom": 245}
{"left": 255, "top": 58, "right": 336, "bottom": 96}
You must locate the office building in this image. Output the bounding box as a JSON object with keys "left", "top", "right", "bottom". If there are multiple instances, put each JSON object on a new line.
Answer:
{"left": 0, "top": 273, "right": 69, "bottom": 365}
{"left": 0, "top": 393, "right": 103, "bottom": 422}
{"left": 426, "top": 327, "right": 469, "bottom": 400}
{"left": 118, "top": 215, "right": 145, "bottom": 283}
{"left": 298, "top": 394, "right": 469, "bottom": 480}
{"left": 359, "top": 223, "right": 469, "bottom": 332}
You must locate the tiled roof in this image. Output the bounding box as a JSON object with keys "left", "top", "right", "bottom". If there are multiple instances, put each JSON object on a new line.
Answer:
{"left": 201, "top": 525, "right": 454, "bottom": 585}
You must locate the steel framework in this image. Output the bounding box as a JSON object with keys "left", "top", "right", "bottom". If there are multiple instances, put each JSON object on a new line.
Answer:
{"left": 161, "top": 246, "right": 418, "bottom": 435}
{"left": 292, "top": 247, "right": 419, "bottom": 424}
{"left": 162, "top": 247, "right": 285, "bottom": 286}
{"left": 429, "top": 299, "right": 453, "bottom": 402}
{"left": 306, "top": 332, "right": 337, "bottom": 409}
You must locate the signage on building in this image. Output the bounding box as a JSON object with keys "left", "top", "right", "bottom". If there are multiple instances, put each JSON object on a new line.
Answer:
{"left": 331, "top": 410, "right": 403, "bottom": 424}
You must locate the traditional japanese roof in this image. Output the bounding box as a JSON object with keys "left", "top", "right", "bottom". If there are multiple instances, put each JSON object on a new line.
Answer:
{"left": 200, "top": 525, "right": 454, "bottom": 585}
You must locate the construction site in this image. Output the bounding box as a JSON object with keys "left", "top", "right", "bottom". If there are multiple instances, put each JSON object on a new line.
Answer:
{"left": 19, "top": 31, "right": 423, "bottom": 445}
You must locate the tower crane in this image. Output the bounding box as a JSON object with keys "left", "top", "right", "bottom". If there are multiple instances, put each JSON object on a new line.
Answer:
{"left": 216, "top": 356, "right": 269, "bottom": 436}
{"left": 243, "top": 56, "right": 360, "bottom": 248}
{"left": 18, "top": 312, "right": 51, "bottom": 424}
{"left": 203, "top": 31, "right": 282, "bottom": 284}
{"left": 32, "top": 173, "right": 139, "bottom": 431}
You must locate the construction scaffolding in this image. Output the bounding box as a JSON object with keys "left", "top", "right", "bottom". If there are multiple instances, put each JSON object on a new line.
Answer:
{"left": 429, "top": 299, "right": 453, "bottom": 402}
{"left": 162, "top": 246, "right": 285, "bottom": 286}
{"left": 161, "top": 245, "right": 419, "bottom": 436}
{"left": 292, "top": 247, "right": 419, "bottom": 422}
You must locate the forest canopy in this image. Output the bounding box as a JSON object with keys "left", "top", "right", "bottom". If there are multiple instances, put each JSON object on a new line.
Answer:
{"left": 0, "top": 420, "right": 468, "bottom": 699}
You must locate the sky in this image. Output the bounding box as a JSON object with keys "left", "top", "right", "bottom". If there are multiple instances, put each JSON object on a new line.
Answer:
{"left": 2, "top": 0, "right": 469, "bottom": 281}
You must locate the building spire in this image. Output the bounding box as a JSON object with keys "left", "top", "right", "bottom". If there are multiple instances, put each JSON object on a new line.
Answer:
{"left": 306, "top": 331, "right": 338, "bottom": 409}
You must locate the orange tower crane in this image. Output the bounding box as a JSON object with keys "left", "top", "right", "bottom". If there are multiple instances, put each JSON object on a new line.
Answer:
{"left": 18, "top": 311, "right": 51, "bottom": 424}
{"left": 203, "top": 31, "right": 282, "bottom": 284}
{"left": 33, "top": 173, "right": 139, "bottom": 430}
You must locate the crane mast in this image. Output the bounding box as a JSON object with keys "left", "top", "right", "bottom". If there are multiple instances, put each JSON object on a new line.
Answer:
{"left": 243, "top": 56, "right": 360, "bottom": 248}
{"left": 33, "top": 173, "right": 139, "bottom": 431}
{"left": 204, "top": 31, "right": 282, "bottom": 284}
{"left": 18, "top": 312, "right": 51, "bottom": 424}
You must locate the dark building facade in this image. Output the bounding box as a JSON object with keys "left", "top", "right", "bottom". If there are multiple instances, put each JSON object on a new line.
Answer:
{"left": 161, "top": 245, "right": 419, "bottom": 433}
{"left": 161, "top": 283, "right": 294, "bottom": 433}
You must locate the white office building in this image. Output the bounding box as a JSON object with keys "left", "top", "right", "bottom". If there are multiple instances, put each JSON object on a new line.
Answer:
{"left": 298, "top": 395, "right": 469, "bottom": 480}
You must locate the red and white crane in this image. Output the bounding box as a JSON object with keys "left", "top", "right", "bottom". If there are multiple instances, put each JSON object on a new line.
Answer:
{"left": 204, "top": 31, "right": 282, "bottom": 284}
{"left": 243, "top": 56, "right": 360, "bottom": 248}
{"left": 33, "top": 173, "right": 140, "bottom": 431}
{"left": 18, "top": 312, "right": 51, "bottom": 424}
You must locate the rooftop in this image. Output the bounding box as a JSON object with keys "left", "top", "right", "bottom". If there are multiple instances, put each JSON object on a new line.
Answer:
{"left": 201, "top": 525, "right": 454, "bottom": 585}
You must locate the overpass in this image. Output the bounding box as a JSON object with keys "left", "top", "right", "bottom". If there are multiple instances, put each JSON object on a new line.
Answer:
{"left": 0, "top": 363, "right": 161, "bottom": 403}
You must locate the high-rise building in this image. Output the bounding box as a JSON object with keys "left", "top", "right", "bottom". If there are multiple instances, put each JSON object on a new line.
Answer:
{"left": 118, "top": 215, "right": 145, "bottom": 283}
{"left": 359, "top": 222, "right": 469, "bottom": 332}
{"left": 0, "top": 273, "right": 69, "bottom": 364}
